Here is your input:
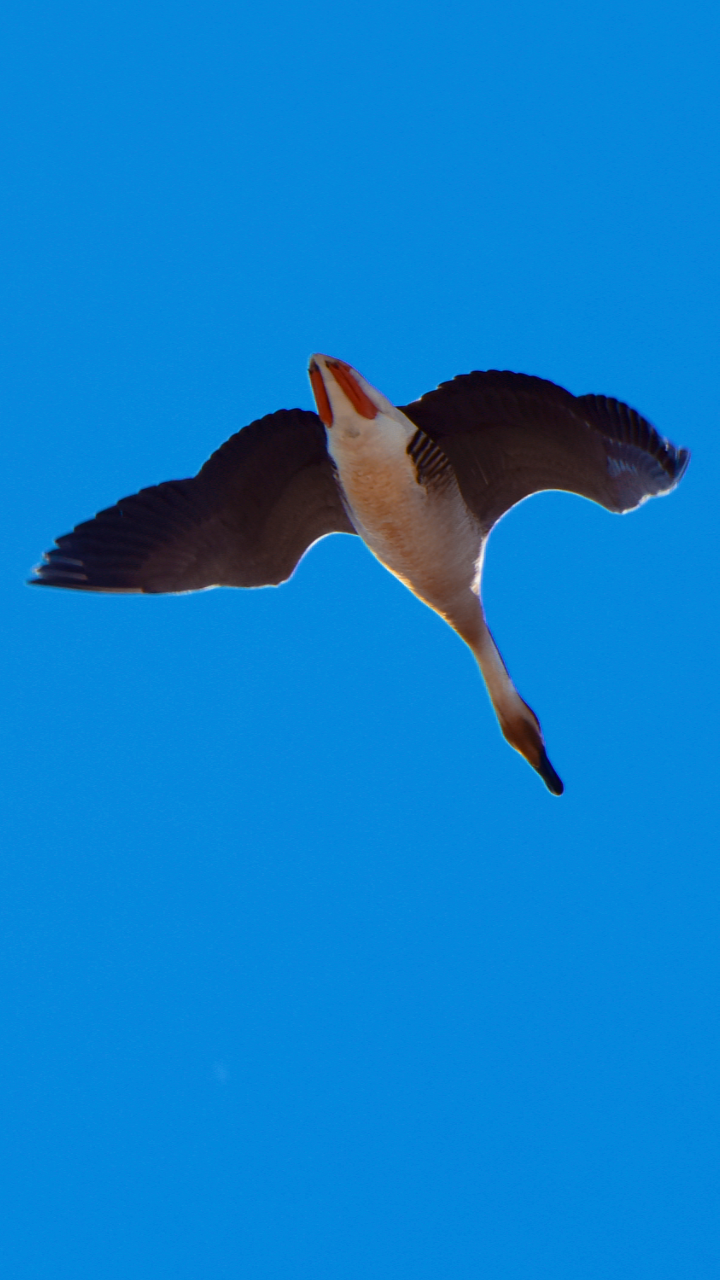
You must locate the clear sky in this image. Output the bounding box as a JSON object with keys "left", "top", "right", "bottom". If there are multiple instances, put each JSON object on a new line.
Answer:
{"left": 2, "top": 0, "right": 718, "bottom": 1275}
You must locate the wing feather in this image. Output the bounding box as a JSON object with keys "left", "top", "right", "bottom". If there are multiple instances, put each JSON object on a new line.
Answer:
{"left": 31, "top": 408, "right": 356, "bottom": 592}
{"left": 401, "top": 371, "right": 689, "bottom": 533}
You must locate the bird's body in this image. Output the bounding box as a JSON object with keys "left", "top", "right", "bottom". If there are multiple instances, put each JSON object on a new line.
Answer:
{"left": 320, "top": 366, "right": 481, "bottom": 624}
{"left": 31, "top": 354, "right": 690, "bottom": 793}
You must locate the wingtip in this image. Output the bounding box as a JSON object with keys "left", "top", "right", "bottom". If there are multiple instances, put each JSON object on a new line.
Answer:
{"left": 27, "top": 555, "right": 91, "bottom": 589}
{"left": 675, "top": 447, "right": 691, "bottom": 483}
{"left": 27, "top": 561, "right": 50, "bottom": 586}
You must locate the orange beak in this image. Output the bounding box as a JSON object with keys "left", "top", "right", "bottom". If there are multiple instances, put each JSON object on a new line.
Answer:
{"left": 326, "top": 360, "right": 378, "bottom": 420}
{"left": 309, "top": 362, "right": 333, "bottom": 427}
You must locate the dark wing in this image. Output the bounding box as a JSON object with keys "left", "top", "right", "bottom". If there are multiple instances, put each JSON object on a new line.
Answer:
{"left": 400, "top": 371, "right": 690, "bottom": 534}
{"left": 31, "top": 408, "right": 356, "bottom": 592}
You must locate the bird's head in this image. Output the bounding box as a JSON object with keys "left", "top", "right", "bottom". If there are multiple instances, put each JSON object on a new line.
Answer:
{"left": 308, "top": 354, "right": 395, "bottom": 430}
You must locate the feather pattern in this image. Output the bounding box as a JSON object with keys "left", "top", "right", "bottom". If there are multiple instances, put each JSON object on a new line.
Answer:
{"left": 31, "top": 409, "right": 355, "bottom": 592}
{"left": 400, "top": 371, "right": 689, "bottom": 533}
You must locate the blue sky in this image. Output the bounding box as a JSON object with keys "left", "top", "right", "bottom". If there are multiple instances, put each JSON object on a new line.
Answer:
{"left": 2, "top": 0, "right": 718, "bottom": 1275}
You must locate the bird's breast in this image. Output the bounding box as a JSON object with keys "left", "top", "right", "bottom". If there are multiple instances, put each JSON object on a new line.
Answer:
{"left": 326, "top": 412, "right": 483, "bottom": 615}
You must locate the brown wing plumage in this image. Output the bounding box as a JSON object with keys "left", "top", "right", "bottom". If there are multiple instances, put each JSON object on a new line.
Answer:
{"left": 31, "top": 408, "right": 356, "bottom": 592}
{"left": 401, "top": 371, "right": 689, "bottom": 534}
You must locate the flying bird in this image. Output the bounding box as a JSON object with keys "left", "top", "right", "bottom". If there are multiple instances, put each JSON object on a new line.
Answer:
{"left": 31, "top": 355, "right": 689, "bottom": 793}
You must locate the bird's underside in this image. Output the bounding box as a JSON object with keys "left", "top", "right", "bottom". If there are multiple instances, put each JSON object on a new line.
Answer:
{"left": 31, "top": 356, "right": 689, "bottom": 793}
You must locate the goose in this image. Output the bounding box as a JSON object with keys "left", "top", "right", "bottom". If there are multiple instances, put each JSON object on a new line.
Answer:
{"left": 31, "top": 354, "right": 689, "bottom": 793}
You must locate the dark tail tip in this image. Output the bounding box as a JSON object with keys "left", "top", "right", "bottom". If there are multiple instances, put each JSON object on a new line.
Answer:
{"left": 537, "top": 747, "right": 564, "bottom": 796}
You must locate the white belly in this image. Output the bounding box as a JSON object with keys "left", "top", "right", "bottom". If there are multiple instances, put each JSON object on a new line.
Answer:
{"left": 326, "top": 411, "right": 483, "bottom": 621}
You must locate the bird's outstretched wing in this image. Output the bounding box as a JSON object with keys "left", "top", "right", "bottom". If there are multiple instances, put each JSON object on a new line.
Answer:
{"left": 401, "top": 371, "right": 689, "bottom": 534}
{"left": 31, "top": 408, "right": 356, "bottom": 592}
